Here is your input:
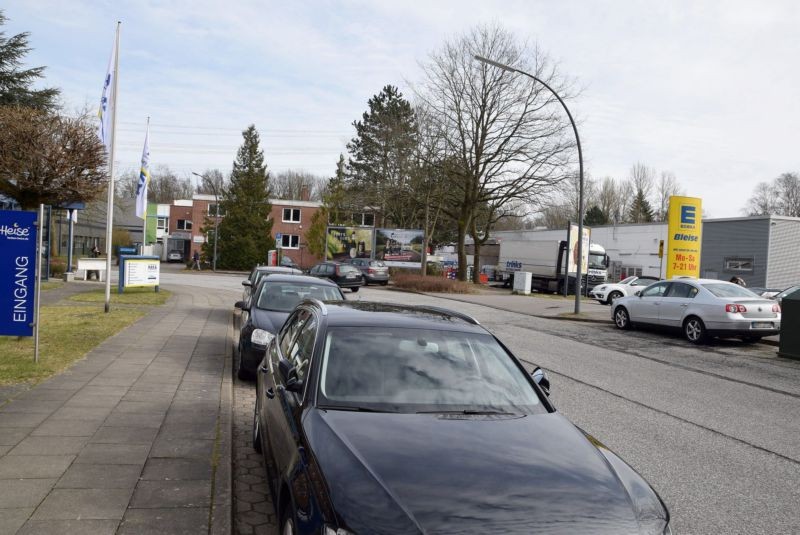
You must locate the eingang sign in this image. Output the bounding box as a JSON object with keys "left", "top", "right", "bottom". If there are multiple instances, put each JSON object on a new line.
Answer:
{"left": 666, "top": 196, "right": 702, "bottom": 279}
{"left": 0, "top": 210, "right": 38, "bottom": 336}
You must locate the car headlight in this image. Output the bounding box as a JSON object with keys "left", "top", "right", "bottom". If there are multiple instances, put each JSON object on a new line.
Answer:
{"left": 324, "top": 527, "right": 355, "bottom": 535}
{"left": 251, "top": 329, "right": 275, "bottom": 348}
{"left": 596, "top": 285, "right": 606, "bottom": 291}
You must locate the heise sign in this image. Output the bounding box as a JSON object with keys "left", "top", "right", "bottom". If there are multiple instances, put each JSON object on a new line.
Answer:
{"left": 0, "top": 210, "right": 38, "bottom": 337}
{"left": 666, "top": 196, "right": 702, "bottom": 279}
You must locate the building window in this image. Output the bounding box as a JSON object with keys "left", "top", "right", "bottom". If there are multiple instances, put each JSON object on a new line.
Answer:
{"left": 177, "top": 219, "right": 193, "bottom": 230}
{"left": 282, "top": 208, "right": 301, "bottom": 223}
{"left": 157, "top": 217, "right": 168, "bottom": 230}
{"left": 281, "top": 234, "right": 299, "bottom": 249}
{"left": 208, "top": 204, "right": 226, "bottom": 216}
{"left": 620, "top": 266, "right": 643, "bottom": 279}
{"left": 724, "top": 257, "right": 754, "bottom": 273}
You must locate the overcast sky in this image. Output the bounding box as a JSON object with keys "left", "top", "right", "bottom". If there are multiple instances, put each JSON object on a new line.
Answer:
{"left": 5, "top": 0, "right": 799, "bottom": 218}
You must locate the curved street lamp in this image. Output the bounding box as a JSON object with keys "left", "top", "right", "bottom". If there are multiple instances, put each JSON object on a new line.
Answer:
{"left": 474, "top": 55, "right": 586, "bottom": 314}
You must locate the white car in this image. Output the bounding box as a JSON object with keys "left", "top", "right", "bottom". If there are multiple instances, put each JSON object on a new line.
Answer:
{"left": 611, "top": 278, "right": 781, "bottom": 344}
{"left": 590, "top": 276, "right": 661, "bottom": 305}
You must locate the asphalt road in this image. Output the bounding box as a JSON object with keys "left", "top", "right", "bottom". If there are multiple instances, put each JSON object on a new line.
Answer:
{"left": 161, "top": 265, "right": 800, "bottom": 535}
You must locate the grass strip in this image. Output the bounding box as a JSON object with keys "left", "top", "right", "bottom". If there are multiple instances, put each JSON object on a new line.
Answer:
{"left": 40, "top": 280, "right": 64, "bottom": 291}
{"left": 68, "top": 287, "right": 171, "bottom": 306}
{"left": 0, "top": 305, "right": 145, "bottom": 385}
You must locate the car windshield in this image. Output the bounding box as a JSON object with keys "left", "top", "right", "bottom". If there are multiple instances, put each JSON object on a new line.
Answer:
{"left": 588, "top": 253, "right": 606, "bottom": 270}
{"left": 317, "top": 327, "right": 546, "bottom": 414}
{"left": 256, "top": 282, "right": 342, "bottom": 312}
{"left": 702, "top": 283, "right": 760, "bottom": 298}
{"left": 777, "top": 285, "right": 800, "bottom": 300}
{"left": 338, "top": 265, "right": 359, "bottom": 274}
{"left": 620, "top": 276, "right": 636, "bottom": 284}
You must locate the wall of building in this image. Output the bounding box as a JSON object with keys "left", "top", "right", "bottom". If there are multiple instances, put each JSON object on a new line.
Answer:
{"left": 767, "top": 217, "right": 800, "bottom": 288}
{"left": 590, "top": 223, "right": 668, "bottom": 280}
{"left": 699, "top": 217, "right": 770, "bottom": 287}
{"left": 270, "top": 200, "right": 322, "bottom": 269}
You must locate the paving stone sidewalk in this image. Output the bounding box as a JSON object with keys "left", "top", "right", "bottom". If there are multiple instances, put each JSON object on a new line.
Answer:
{"left": 0, "top": 285, "right": 233, "bottom": 535}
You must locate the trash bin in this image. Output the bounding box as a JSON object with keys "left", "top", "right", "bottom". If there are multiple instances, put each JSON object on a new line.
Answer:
{"left": 778, "top": 288, "right": 800, "bottom": 360}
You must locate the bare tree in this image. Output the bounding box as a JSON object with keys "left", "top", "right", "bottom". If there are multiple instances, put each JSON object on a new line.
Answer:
{"left": 744, "top": 173, "right": 799, "bottom": 216}
{"left": 416, "top": 24, "right": 575, "bottom": 281}
{"left": 194, "top": 169, "right": 227, "bottom": 197}
{"left": 744, "top": 182, "right": 778, "bottom": 215}
{"left": 116, "top": 165, "right": 194, "bottom": 203}
{"left": 0, "top": 106, "right": 106, "bottom": 209}
{"left": 654, "top": 171, "right": 683, "bottom": 221}
{"left": 270, "top": 169, "right": 325, "bottom": 201}
{"left": 596, "top": 176, "right": 630, "bottom": 224}
{"left": 629, "top": 162, "right": 655, "bottom": 197}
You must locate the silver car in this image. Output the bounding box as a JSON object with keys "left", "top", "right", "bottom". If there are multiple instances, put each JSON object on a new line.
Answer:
{"left": 612, "top": 278, "right": 781, "bottom": 344}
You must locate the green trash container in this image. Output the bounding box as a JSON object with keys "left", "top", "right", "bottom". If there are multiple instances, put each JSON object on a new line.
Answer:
{"left": 778, "top": 288, "right": 800, "bottom": 360}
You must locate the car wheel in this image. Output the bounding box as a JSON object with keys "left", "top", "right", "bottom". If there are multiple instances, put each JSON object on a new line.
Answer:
{"left": 237, "top": 347, "right": 251, "bottom": 381}
{"left": 742, "top": 335, "right": 762, "bottom": 344}
{"left": 351, "top": 287, "right": 359, "bottom": 293}
{"left": 613, "top": 307, "right": 631, "bottom": 330}
{"left": 608, "top": 291, "right": 623, "bottom": 304}
{"left": 683, "top": 316, "right": 708, "bottom": 344}
{"left": 252, "top": 398, "right": 263, "bottom": 454}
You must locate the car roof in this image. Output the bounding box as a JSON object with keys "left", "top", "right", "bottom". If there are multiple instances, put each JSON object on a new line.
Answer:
{"left": 254, "top": 266, "right": 300, "bottom": 273}
{"left": 259, "top": 274, "right": 338, "bottom": 286}
{"left": 315, "top": 301, "right": 486, "bottom": 333}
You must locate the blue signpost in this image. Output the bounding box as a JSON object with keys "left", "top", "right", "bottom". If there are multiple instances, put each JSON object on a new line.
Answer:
{"left": 0, "top": 210, "right": 38, "bottom": 337}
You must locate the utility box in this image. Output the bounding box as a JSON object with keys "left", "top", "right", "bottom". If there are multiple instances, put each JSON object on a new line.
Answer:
{"left": 778, "top": 288, "right": 800, "bottom": 360}
{"left": 513, "top": 271, "right": 532, "bottom": 295}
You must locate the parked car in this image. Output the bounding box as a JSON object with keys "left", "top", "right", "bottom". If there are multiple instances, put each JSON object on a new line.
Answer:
{"left": 241, "top": 265, "right": 303, "bottom": 304}
{"left": 308, "top": 261, "right": 363, "bottom": 292}
{"left": 279, "top": 256, "right": 300, "bottom": 270}
{"left": 167, "top": 250, "right": 184, "bottom": 263}
{"left": 749, "top": 287, "right": 782, "bottom": 299}
{"left": 348, "top": 258, "right": 389, "bottom": 285}
{"left": 253, "top": 300, "right": 671, "bottom": 534}
{"left": 590, "top": 275, "right": 661, "bottom": 305}
{"left": 612, "top": 278, "right": 781, "bottom": 344}
{"left": 234, "top": 275, "right": 343, "bottom": 379}
{"left": 772, "top": 284, "right": 800, "bottom": 305}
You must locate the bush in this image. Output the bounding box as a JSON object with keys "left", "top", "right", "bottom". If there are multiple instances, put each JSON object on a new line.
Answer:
{"left": 49, "top": 257, "right": 67, "bottom": 277}
{"left": 392, "top": 273, "right": 476, "bottom": 294}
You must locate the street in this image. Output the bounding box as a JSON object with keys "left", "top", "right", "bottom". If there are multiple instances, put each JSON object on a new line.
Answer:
{"left": 165, "top": 266, "right": 800, "bottom": 535}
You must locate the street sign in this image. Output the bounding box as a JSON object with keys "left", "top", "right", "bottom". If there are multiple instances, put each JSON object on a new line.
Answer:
{"left": 0, "top": 210, "right": 38, "bottom": 337}
{"left": 276, "top": 232, "right": 282, "bottom": 249}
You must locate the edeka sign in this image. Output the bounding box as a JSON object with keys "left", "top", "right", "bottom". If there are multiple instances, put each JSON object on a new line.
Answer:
{"left": 0, "top": 210, "right": 38, "bottom": 337}
{"left": 666, "top": 196, "right": 702, "bottom": 279}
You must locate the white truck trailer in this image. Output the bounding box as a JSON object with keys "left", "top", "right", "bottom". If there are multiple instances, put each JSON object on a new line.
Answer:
{"left": 494, "top": 230, "right": 610, "bottom": 293}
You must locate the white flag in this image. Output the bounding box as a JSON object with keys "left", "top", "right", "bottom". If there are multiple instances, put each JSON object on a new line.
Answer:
{"left": 98, "top": 37, "right": 117, "bottom": 153}
{"left": 135, "top": 124, "right": 151, "bottom": 219}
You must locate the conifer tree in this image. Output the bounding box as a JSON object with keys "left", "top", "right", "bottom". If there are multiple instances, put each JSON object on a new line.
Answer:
{"left": 627, "top": 188, "right": 655, "bottom": 223}
{"left": 216, "top": 125, "right": 274, "bottom": 269}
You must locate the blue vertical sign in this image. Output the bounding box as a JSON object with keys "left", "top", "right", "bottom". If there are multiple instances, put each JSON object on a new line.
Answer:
{"left": 0, "top": 210, "right": 38, "bottom": 336}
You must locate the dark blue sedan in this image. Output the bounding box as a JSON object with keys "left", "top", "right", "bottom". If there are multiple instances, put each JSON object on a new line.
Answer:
{"left": 253, "top": 301, "right": 671, "bottom": 534}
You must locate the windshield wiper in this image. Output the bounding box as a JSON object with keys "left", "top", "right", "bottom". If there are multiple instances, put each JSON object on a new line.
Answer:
{"left": 415, "top": 409, "right": 514, "bottom": 415}
{"left": 317, "top": 405, "right": 395, "bottom": 413}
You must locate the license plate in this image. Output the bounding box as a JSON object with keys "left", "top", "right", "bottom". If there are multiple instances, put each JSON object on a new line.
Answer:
{"left": 346, "top": 274, "right": 356, "bottom": 279}
{"left": 752, "top": 322, "right": 773, "bottom": 329}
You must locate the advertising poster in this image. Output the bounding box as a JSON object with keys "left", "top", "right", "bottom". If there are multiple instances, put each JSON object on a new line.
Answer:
{"left": 0, "top": 210, "right": 38, "bottom": 337}
{"left": 375, "top": 228, "right": 424, "bottom": 268}
{"left": 567, "top": 223, "right": 591, "bottom": 275}
{"left": 123, "top": 257, "right": 160, "bottom": 288}
{"left": 666, "top": 196, "right": 702, "bottom": 279}
{"left": 326, "top": 227, "right": 374, "bottom": 262}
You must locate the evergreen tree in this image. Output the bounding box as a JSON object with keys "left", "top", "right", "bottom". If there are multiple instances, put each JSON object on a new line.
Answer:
{"left": 216, "top": 125, "right": 274, "bottom": 269}
{"left": 583, "top": 205, "right": 608, "bottom": 226}
{"left": 0, "top": 10, "right": 59, "bottom": 111}
{"left": 346, "top": 85, "right": 418, "bottom": 227}
{"left": 627, "top": 188, "right": 655, "bottom": 223}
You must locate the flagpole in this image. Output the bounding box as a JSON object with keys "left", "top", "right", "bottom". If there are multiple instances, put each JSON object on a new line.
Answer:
{"left": 104, "top": 21, "right": 120, "bottom": 314}
{"left": 141, "top": 116, "right": 149, "bottom": 254}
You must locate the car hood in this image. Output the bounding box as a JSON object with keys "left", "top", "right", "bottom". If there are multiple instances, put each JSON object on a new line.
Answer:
{"left": 305, "top": 409, "right": 664, "bottom": 534}
{"left": 250, "top": 307, "right": 290, "bottom": 333}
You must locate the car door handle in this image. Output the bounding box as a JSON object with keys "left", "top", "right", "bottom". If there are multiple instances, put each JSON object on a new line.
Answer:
{"left": 681, "top": 304, "right": 688, "bottom": 307}
{"left": 265, "top": 388, "right": 275, "bottom": 399}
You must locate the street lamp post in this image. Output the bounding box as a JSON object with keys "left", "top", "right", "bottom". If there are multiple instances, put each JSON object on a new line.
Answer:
{"left": 192, "top": 171, "right": 220, "bottom": 272}
{"left": 474, "top": 55, "right": 586, "bottom": 314}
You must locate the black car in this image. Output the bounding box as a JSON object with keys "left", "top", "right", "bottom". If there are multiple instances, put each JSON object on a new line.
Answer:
{"left": 241, "top": 265, "right": 304, "bottom": 304}
{"left": 308, "top": 261, "right": 363, "bottom": 292}
{"left": 235, "top": 275, "right": 343, "bottom": 380}
{"left": 348, "top": 258, "right": 389, "bottom": 285}
{"left": 253, "top": 300, "right": 671, "bottom": 534}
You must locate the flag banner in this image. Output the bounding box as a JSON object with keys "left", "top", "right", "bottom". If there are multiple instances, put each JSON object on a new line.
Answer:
{"left": 98, "top": 37, "right": 116, "bottom": 153}
{"left": 135, "top": 125, "right": 150, "bottom": 219}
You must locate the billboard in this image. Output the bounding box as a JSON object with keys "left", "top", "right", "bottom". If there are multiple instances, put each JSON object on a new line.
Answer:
{"left": 666, "top": 196, "right": 702, "bottom": 279}
{"left": 326, "top": 227, "right": 374, "bottom": 262}
{"left": 567, "top": 223, "right": 590, "bottom": 275}
{"left": 119, "top": 255, "right": 160, "bottom": 291}
{"left": 375, "top": 228, "right": 424, "bottom": 268}
{"left": 0, "top": 210, "right": 38, "bottom": 337}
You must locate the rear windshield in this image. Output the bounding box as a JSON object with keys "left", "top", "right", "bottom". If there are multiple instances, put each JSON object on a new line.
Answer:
{"left": 702, "top": 283, "right": 760, "bottom": 298}
{"left": 256, "top": 281, "right": 342, "bottom": 311}
{"left": 338, "top": 264, "right": 360, "bottom": 273}
{"left": 317, "top": 327, "right": 545, "bottom": 415}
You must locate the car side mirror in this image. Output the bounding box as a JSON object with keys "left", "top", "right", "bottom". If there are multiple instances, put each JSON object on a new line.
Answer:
{"left": 635, "top": 290, "right": 642, "bottom": 297}
{"left": 234, "top": 300, "right": 246, "bottom": 310}
{"left": 242, "top": 280, "right": 252, "bottom": 287}
{"left": 531, "top": 367, "right": 550, "bottom": 396}
{"left": 278, "top": 358, "right": 303, "bottom": 393}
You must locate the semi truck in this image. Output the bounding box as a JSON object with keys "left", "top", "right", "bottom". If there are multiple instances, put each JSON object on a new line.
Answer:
{"left": 494, "top": 231, "right": 610, "bottom": 293}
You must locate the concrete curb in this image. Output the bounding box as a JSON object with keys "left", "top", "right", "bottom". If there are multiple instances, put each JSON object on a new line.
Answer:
{"left": 210, "top": 312, "right": 235, "bottom": 535}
